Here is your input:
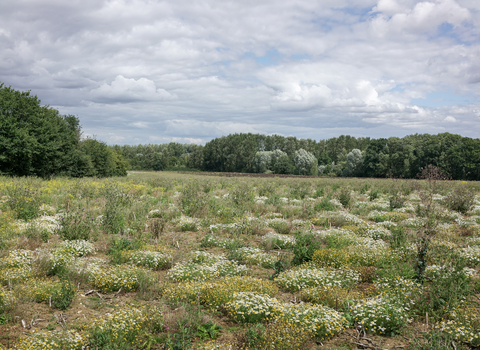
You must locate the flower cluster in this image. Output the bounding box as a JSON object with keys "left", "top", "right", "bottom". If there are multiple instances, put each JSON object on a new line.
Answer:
{"left": 168, "top": 252, "right": 248, "bottom": 282}
{"left": 59, "top": 239, "right": 95, "bottom": 257}
{"left": 176, "top": 215, "right": 199, "bottom": 231}
{"left": 458, "top": 246, "right": 480, "bottom": 266}
{"left": 374, "top": 276, "right": 422, "bottom": 307}
{"left": 351, "top": 296, "right": 409, "bottom": 335}
{"left": 261, "top": 232, "right": 296, "bottom": 249}
{"left": 224, "top": 292, "right": 281, "bottom": 323}
{"left": 278, "top": 302, "right": 348, "bottom": 339}
{"left": 124, "top": 249, "right": 172, "bottom": 270}
{"left": 14, "top": 329, "right": 85, "bottom": 350}
{"left": 90, "top": 264, "right": 149, "bottom": 292}
{"left": 234, "top": 247, "right": 276, "bottom": 268}
{"left": 274, "top": 264, "right": 360, "bottom": 292}
{"left": 438, "top": 307, "right": 480, "bottom": 345}
{"left": 88, "top": 305, "right": 147, "bottom": 347}
{"left": 19, "top": 277, "right": 63, "bottom": 303}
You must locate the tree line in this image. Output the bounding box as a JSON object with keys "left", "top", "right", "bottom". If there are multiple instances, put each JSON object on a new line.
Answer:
{"left": 2, "top": 82, "right": 479, "bottom": 180}
{"left": 114, "top": 133, "right": 480, "bottom": 180}
{"left": 0, "top": 83, "right": 127, "bottom": 178}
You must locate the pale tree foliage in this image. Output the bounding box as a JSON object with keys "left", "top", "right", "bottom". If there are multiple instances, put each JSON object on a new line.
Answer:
{"left": 293, "top": 149, "right": 318, "bottom": 175}
{"left": 252, "top": 150, "right": 287, "bottom": 173}
{"left": 344, "top": 149, "right": 363, "bottom": 176}
{"left": 252, "top": 151, "right": 273, "bottom": 173}
{"left": 318, "top": 165, "right": 327, "bottom": 175}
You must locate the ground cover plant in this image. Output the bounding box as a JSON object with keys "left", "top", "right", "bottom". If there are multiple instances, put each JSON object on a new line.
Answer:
{"left": 0, "top": 172, "right": 479, "bottom": 349}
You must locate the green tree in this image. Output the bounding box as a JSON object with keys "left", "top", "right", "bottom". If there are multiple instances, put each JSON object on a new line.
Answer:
{"left": 0, "top": 82, "right": 91, "bottom": 178}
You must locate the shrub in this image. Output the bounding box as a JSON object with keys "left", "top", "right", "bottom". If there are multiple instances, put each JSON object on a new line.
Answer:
{"left": 338, "top": 187, "right": 352, "bottom": 208}
{"left": 312, "top": 248, "right": 352, "bottom": 269}
{"left": 444, "top": 184, "right": 475, "bottom": 214}
{"left": 56, "top": 209, "right": 95, "bottom": 241}
{"left": 200, "top": 276, "right": 279, "bottom": 309}
{"left": 59, "top": 240, "right": 95, "bottom": 257}
{"left": 51, "top": 280, "right": 76, "bottom": 310}
{"left": 261, "top": 232, "right": 296, "bottom": 250}
{"left": 291, "top": 232, "right": 322, "bottom": 265}
{"left": 233, "top": 247, "right": 276, "bottom": 268}
{"left": 6, "top": 183, "right": 42, "bottom": 220}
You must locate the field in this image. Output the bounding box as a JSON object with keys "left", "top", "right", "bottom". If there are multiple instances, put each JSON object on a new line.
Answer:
{"left": 0, "top": 171, "right": 479, "bottom": 350}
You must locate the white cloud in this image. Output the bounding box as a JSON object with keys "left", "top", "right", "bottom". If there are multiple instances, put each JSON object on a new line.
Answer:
{"left": 90, "top": 75, "right": 176, "bottom": 103}
{"left": 444, "top": 116, "right": 457, "bottom": 122}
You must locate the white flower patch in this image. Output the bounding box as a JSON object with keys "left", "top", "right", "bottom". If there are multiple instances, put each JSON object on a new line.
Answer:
{"left": 224, "top": 292, "right": 281, "bottom": 323}
{"left": 235, "top": 247, "right": 276, "bottom": 268}
{"left": 275, "top": 265, "right": 360, "bottom": 292}
{"left": 277, "top": 302, "right": 347, "bottom": 338}
{"left": 168, "top": 252, "right": 248, "bottom": 282}
{"left": 59, "top": 240, "right": 95, "bottom": 257}
{"left": 377, "top": 221, "right": 397, "bottom": 229}
{"left": 401, "top": 217, "right": 426, "bottom": 228}
{"left": 329, "top": 198, "right": 343, "bottom": 208}
{"left": 455, "top": 217, "right": 477, "bottom": 228}
{"left": 127, "top": 250, "right": 172, "bottom": 270}
{"left": 425, "top": 265, "right": 477, "bottom": 280}
{"left": 458, "top": 246, "right": 480, "bottom": 266}
{"left": 351, "top": 296, "right": 409, "bottom": 335}
{"left": 365, "top": 225, "right": 392, "bottom": 240}
{"left": 261, "top": 232, "right": 296, "bottom": 249}
{"left": 393, "top": 204, "right": 415, "bottom": 213}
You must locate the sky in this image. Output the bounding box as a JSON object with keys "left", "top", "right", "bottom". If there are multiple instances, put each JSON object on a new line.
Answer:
{"left": 1, "top": 0, "right": 479, "bottom": 145}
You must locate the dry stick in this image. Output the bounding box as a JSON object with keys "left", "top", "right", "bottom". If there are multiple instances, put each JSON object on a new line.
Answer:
{"left": 426, "top": 312, "right": 429, "bottom": 331}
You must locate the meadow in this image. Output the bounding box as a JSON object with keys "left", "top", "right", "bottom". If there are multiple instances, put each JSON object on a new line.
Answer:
{"left": 0, "top": 171, "right": 479, "bottom": 350}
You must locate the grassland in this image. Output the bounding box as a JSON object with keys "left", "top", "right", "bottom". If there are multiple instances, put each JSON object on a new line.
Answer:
{"left": 0, "top": 171, "right": 479, "bottom": 350}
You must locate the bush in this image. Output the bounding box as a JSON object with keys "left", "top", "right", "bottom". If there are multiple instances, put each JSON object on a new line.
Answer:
{"left": 291, "top": 232, "right": 322, "bottom": 265}
{"left": 6, "top": 183, "right": 42, "bottom": 220}
{"left": 444, "top": 184, "right": 475, "bottom": 214}
{"left": 56, "top": 209, "right": 95, "bottom": 240}
{"left": 51, "top": 280, "right": 76, "bottom": 310}
{"left": 338, "top": 187, "right": 352, "bottom": 208}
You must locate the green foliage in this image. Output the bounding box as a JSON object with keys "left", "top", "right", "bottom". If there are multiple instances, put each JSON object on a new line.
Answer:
{"left": 0, "top": 83, "right": 125, "bottom": 178}
{"left": 409, "top": 330, "right": 469, "bottom": 350}
{"left": 56, "top": 208, "right": 95, "bottom": 240}
{"left": 51, "top": 280, "right": 75, "bottom": 310}
{"left": 291, "top": 232, "right": 322, "bottom": 265}
{"left": 338, "top": 187, "right": 352, "bottom": 207}
{"left": 195, "top": 321, "right": 221, "bottom": 340}
{"left": 314, "top": 198, "right": 336, "bottom": 211}
{"left": 6, "top": 183, "right": 42, "bottom": 220}
{"left": 444, "top": 183, "right": 475, "bottom": 214}
{"left": 273, "top": 154, "right": 293, "bottom": 174}
{"left": 102, "top": 182, "right": 130, "bottom": 234}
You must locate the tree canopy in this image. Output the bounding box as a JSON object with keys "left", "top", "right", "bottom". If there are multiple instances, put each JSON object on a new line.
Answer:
{"left": 0, "top": 83, "right": 126, "bottom": 178}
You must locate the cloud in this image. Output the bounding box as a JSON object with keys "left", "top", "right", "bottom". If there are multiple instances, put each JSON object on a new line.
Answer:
{"left": 90, "top": 75, "right": 176, "bottom": 103}
{"left": 0, "top": 0, "right": 479, "bottom": 144}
